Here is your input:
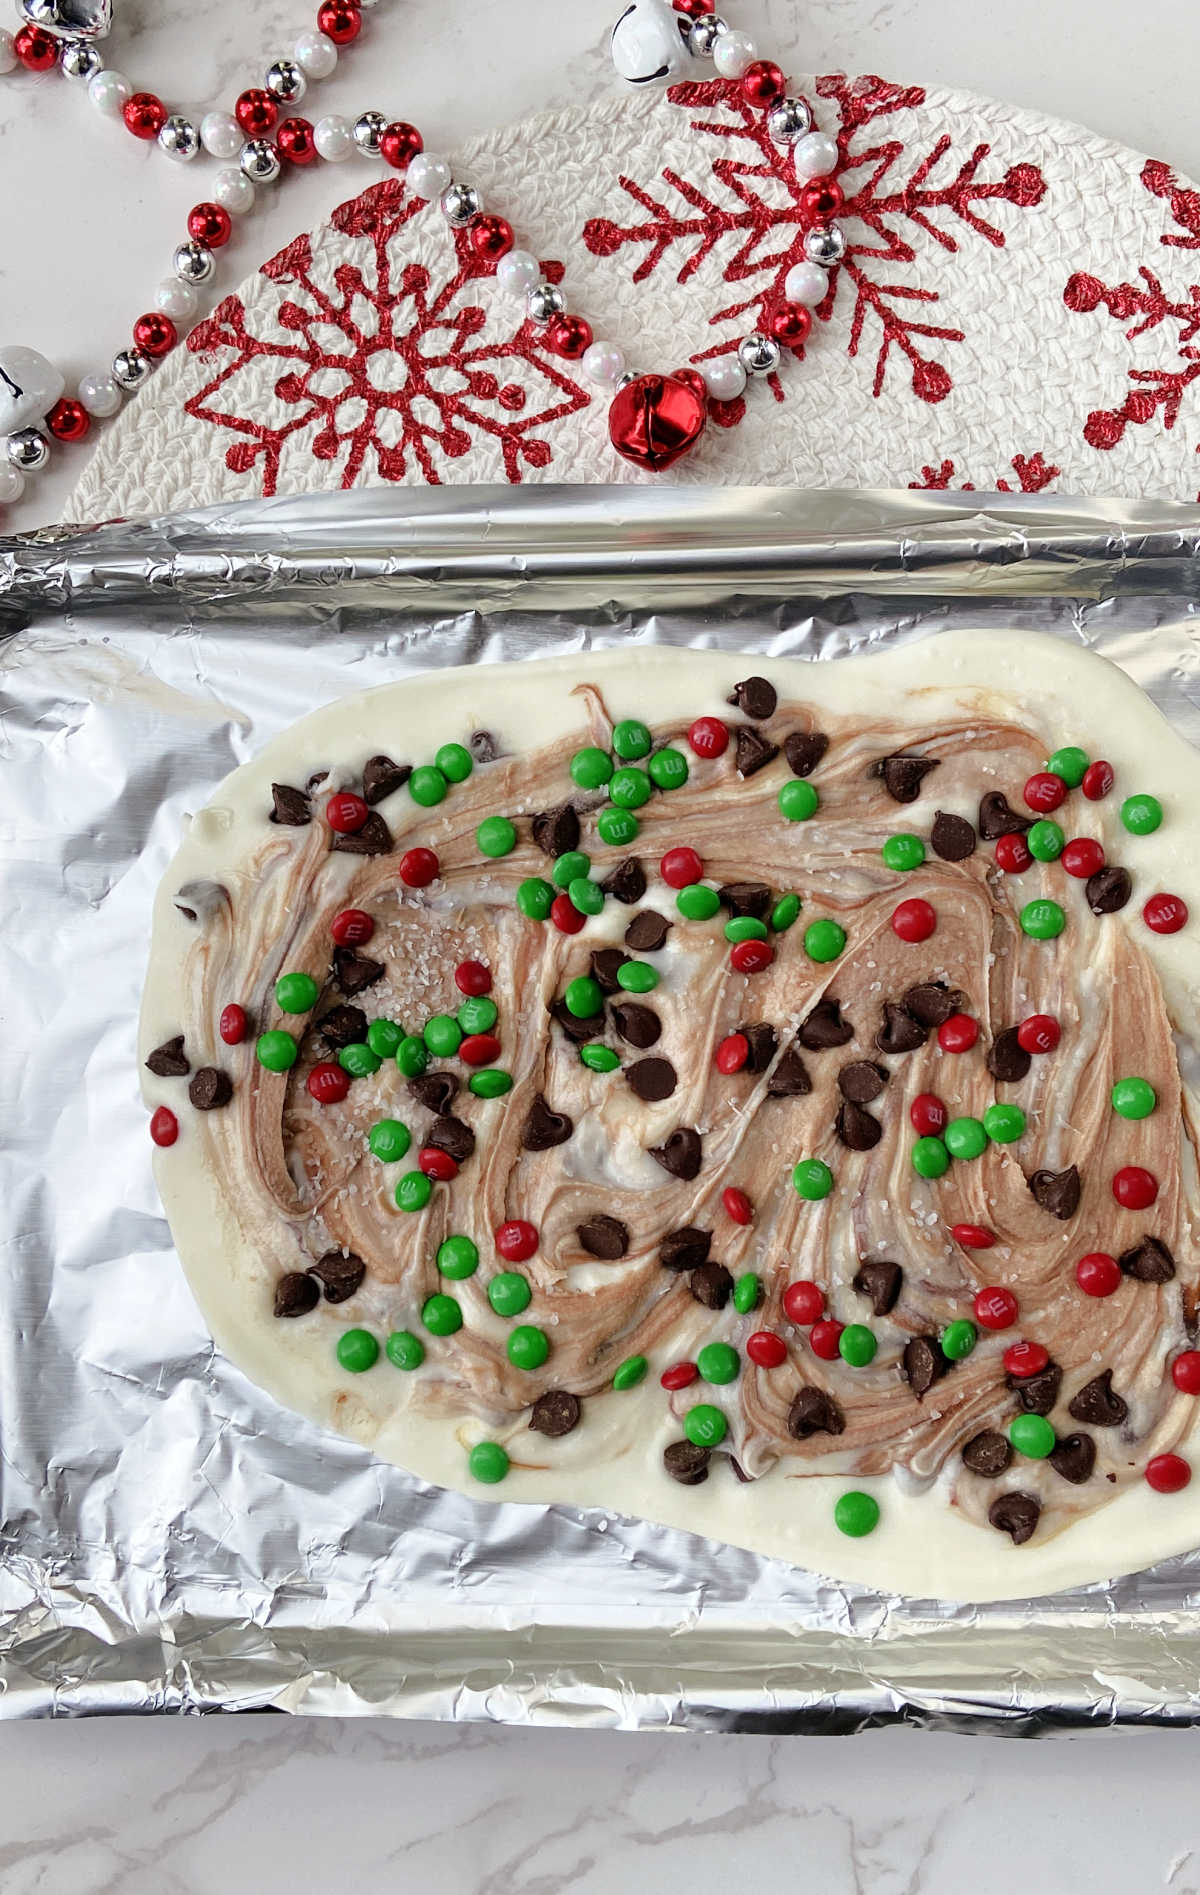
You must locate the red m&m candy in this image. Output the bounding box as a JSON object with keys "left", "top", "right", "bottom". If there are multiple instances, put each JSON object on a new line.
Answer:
{"left": 1146, "top": 1453, "right": 1191, "bottom": 1494}
{"left": 809, "top": 1318, "right": 844, "bottom": 1361}
{"left": 746, "top": 1330, "right": 788, "bottom": 1369}
{"left": 326, "top": 791, "right": 369, "bottom": 833}
{"left": 954, "top": 1224, "right": 997, "bottom": 1252}
{"left": 1017, "top": 1013, "right": 1060, "bottom": 1055}
{"left": 219, "top": 1002, "right": 247, "bottom": 1045}
{"left": 1144, "top": 893, "right": 1188, "bottom": 935}
{"left": 459, "top": 1033, "right": 501, "bottom": 1066}
{"left": 1112, "top": 1165, "right": 1158, "bottom": 1209}
{"left": 783, "top": 1280, "right": 824, "bottom": 1325}
{"left": 496, "top": 1219, "right": 538, "bottom": 1261}
{"left": 1061, "top": 838, "right": 1104, "bottom": 879}
{"left": 1076, "top": 1251, "right": 1121, "bottom": 1297}
{"left": 891, "top": 898, "right": 936, "bottom": 943}
{"left": 716, "top": 1032, "right": 749, "bottom": 1074}
{"left": 551, "top": 894, "right": 587, "bottom": 935}
{"left": 1082, "top": 760, "right": 1114, "bottom": 800}
{"left": 722, "top": 1186, "right": 753, "bottom": 1225}
{"left": 661, "top": 1360, "right": 699, "bottom": 1390}
{"left": 731, "top": 938, "right": 774, "bottom": 973}
{"left": 995, "top": 833, "right": 1033, "bottom": 873}
{"left": 688, "top": 716, "right": 729, "bottom": 758}
{"left": 400, "top": 847, "right": 439, "bottom": 888}
{"left": 938, "top": 1013, "right": 978, "bottom": 1053}
{"left": 1003, "top": 1339, "right": 1049, "bottom": 1379}
{"left": 1171, "top": 1352, "right": 1200, "bottom": 1395}
{"left": 149, "top": 1106, "right": 179, "bottom": 1147}
{"left": 455, "top": 959, "right": 492, "bottom": 996}
{"left": 661, "top": 847, "right": 703, "bottom": 888}
{"left": 332, "top": 907, "right": 375, "bottom": 946}
{"left": 1024, "top": 772, "right": 1066, "bottom": 813}
{"left": 974, "top": 1285, "right": 1018, "bottom": 1328}
{"left": 306, "top": 1061, "right": 350, "bottom": 1105}
{"left": 910, "top": 1093, "right": 948, "bottom": 1137}
{"left": 419, "top": 1145, "right": 458, "bottom": 1181}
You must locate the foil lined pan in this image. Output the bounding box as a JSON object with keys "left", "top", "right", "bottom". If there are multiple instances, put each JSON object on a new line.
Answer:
{"left": 4, "top": 483, "right": 1200, "bottom": 1731}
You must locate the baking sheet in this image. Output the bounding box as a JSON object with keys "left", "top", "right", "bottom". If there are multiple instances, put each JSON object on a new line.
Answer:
{"left": 4, "top": 482, "right": 1200, "bottom": 1731}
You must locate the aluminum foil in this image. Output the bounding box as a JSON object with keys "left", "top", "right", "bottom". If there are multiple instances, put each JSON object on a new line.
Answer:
{"left": 5, "top": 483, "right": 1200, "bottom": 1732}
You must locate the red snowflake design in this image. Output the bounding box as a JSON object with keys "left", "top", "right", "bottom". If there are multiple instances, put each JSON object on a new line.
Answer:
{"left": 185, "top": 179, "right": 590, "bottom": 490}
{"left": 910, "top": 451, "right": 1061, "bottom": 494}
{"left": 1063, "top": 161, "right": 1200, "bottom": 470}
{"left": 583, "top": 72, "right": 1047, "bottom": 410}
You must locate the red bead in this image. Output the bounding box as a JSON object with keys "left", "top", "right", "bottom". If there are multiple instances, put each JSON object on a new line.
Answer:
{"left": 547, "top": 314, "right": 594, "bottom": 360}
{"left": 1144, "top": 893, "right": 1188, "bottom": 935}
{"left": 399, "top": 847, "right": 438, "bottom": 888}
{"left": 326, "top": 791, "right": 369, "bottom": 833}
{"left": 332, "top": 908, "right": 374, "bottom": 946}
{"left": 45, "top": 399, "right": 90, "bottom": 443}
{"left": 123, "top": 92, "right": 167, "bottom": 139}
{"left": 1172, "top": 1351, "right": 1200, "bottom": 1395}
{"left": 716, "top": 1032, "right": 749, "bottom": 1074}
{"left": 14, "top": 23, "right": 58, "bottom": 69}
{"left": 459, "top": 1032, "right": 501, "bottom": 1067}
{"left": 891, "top": 897, "right": 936, "bottom": 943}
{"left": 809, "top": 1318, "right": 844, "bottom": 1361}
{"left": 1082, "top": 759, "right": 1114, "bottom": 801}
{"left": 419, "top": 1145, "right": 458, "bottom": 1181}
{"left": 974, "top": 1285, "right": 1018, "bottom": 1328}
{"left": 187, "top": 201, "right": 233, "bottom": 247}
{"left": 381, "top": 120, "right": 424, "bottom": 170}
{"left": 149, "top": 1105, "right": 179, "bottom": 1147}
{"left": 1113, "top": 1165, "right": 1158, "bottom": 1209}
{"left": 133, "top": 312, "right": 177, "bottom": 359}
{"left": 937, "top": 1012, "right": 978, "bottom": 1053}
{"left": 495, "top": 1218, "right": 538, "bottom": 1262}
{"left": 1017, "top": 1013, "right": 1060, "bottom": 1055}
{"left": 1146, "top": 1453, "right": 1191, "bottom": 1494}
{"left": 551, "top": 893, "right": 586, "bottom": 935}
{"left": 660, "top": 846, "right": 703, "bottom": 889}
{"left": 661, "top": 1360, "right": 699, "bottom": 1390}
{"left": 910, "top": 1092, "right": 948, "bottom": 1137}
{"left": 688, "top": 716, "right": 729, "bottom": 758}
{"left": 1061, "top": 837, "right": 1104, "bottom": 878}
{"left": 740, "top": 58, "right": 786, "bottom": 105}
{"left": 219, "top": 1002, "right": 247, "bottom": 1045}
{"left": 799, "top": 180, "right": 845, "bottom": 223}
{"left": 783, "top": 1280, "right": 824, "bottom": 1326}
{"left": 670, "top": 368, "right": 709, "bottom": 404}
{"left": 722, "top": 1185, "right": 753, "bottom": 1225}
{"left": 731, "top": 938, "right": 774, "bottom": 973}
{"left": 1024, "top": 771, "right": 1067, "bottom": 813}
{"left": 316, "top": 0, "right": 362, "bottom": 42}
{"left": 276, "top": 117, "right": 317, "bottom": 165}
{"left": 994, "top": 832, "right": 1033, "bottom": 874}
{"left": 1075, "top": 1251, "right": 1121, "bottom": 1297}
{"left": 766, "top": 301, "right": 813, "bottom": 350}
{"left": 468, "top": 213, "right": 514, "bottom": 260}
{"left": 307, "top": 1061, "right": 350, "bottom": 1105}
{"left": 235, "top": 87, "right": 278, "bottom": 136}
{"left": 746, "top": 1330, "right": 788, "bottom": 1369}
{"left": 955, "top": 1225, "right": 997, "bottom": 1253}
{"left": 455, "top": 959, "right": 492, "bottom": 996}
{"left": 1004, "top": 1340, "right": 1049, "bottom": 1379}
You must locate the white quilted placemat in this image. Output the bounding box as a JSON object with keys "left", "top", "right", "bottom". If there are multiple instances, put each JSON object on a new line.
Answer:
{"left": 69, "top": 72, "right": 1200, "bottom": 518}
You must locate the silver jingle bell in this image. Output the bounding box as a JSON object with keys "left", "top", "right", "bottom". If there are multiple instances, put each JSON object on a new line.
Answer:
{"left": 352, "top": 111, "right": 387, "bottom": 155}
{"left": 159, "top": 114, "right": 200, "bottom": 161}
{"left": 526, "top": 281, "right": 566, "bottom": 326}
{"left": 687, "top": 12, "right": 727, "bottom": 56}
{"left": 20, "top": 0, "right": 111, "bottom": 40}
{"left": 440, "top": 182, "right": 483, "bottom": 228}
{"left": 265, "top": 58, "right": 306, "bottom": 104}
{"left": 737, "top": 331, "right": 782, "bottom": 378}
{"left": 60, "top": 37, "right": 101, "bottom": 80}
{"left": 173, "top": 240, "right": 216, "bottom": 285}
{"left": 6, "top": 427, "right": 50, "bottom": 473}
{"left": 803, "top": 223, "right": 847, "bottom": 268}
{"left": 111, "top": 348, "right": 152, "bottom": 391}
{"left": 766, "top": 97, "right": 813, "bottom": 144}
{"left": 240, "top": 138, "right": 281, "bottom": 184}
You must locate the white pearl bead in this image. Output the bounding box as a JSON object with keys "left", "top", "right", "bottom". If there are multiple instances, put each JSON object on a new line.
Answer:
{"left": 582, "top": 341, "right": 626, "bottom": 387}
{"left": 792, "top": 131, "right": 839, "bottom": 181}
{"left": 407, "top": 152, "right": 452, "bottom": 200}
{"left": 154, "top": 278, "right": 199, "bottom": 322}
{"left": 712, "top": 30, "right": 756, "bottom": 78}
{"left": 213, "top": 167, "right": 256, "bottom": 214}
{"left": 702, "top": 355, "right": 748, "bottom": 401}
{"left": 78, "top": 371, "right": 122, "bottom": 418}
{"left": 88, "top": 69, "right": 131, "bottom": 115}
{"left": 294, "top": 28, "right": 338, "bottom": 78}
{"left": 496, "top": 249, "right": 541, "bottom": 298}
{"left": 0, "top": 461, "right": 25, "bottom": 505}
{"left": 200, "top": 111, "right": 242, "bottom": 159}
{"left": 784, "top": 260, "right": 829, "bottom": 307}
{"left": 314, "top": 114, "right": 354, "bottom": 162}
{"left": 0, "top": 29, "right": 17, "bottom": 76}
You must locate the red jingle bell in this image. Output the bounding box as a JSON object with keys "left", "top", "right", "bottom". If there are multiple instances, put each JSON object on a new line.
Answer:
{"left": 608, "top": 372, "right": 707, "bottom": 472}
{"left": 670, "top": 367, "right": 709, "bottom": 404}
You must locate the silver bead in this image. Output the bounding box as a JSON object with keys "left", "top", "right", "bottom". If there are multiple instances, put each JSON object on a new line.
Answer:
{"left": 240, "top": 138, "right": 281, "bottom": 184}
{"left": 60, "top": 38, "right": 101, "bottom": 80}
{"left": 20, "top": 0, "right": 111, "bottom": 40}
{"left": 173, "top": 240, "right": 215, "bottom": 285}
{"left": 265, "top": 57, "right": 306, "bottom": 103}
{"left": 804, "top": 223, "right": 847, "bottom": 267}
{"left": 526, "top": 281, "right": 566, "bottom": 326}
{"left": 766, "top": 97, "right": 813, "bottom": 144}
{"left": 6, "top": 427, "right": 50, "bottom": 473}
{"left": 439, "top": 182, "right": 482, "bottom": 228}
{"left": 687, "top": 14, "right": 727, "bottom": 57}
{"left": 158, "top": 114, "right": 200, "bottom": 162}
{"left": 111, "top": 348, "right": 151, "bottom": 391}
{"left": 352, "top": 110, "right": 387, "bottom": 155}
{"left": 737, "top": 332, "right": 782, "bottom": 377}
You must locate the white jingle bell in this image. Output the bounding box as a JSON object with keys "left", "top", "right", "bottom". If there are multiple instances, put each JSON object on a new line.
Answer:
{"left": 610, "top": 0, "right": 695, "bottom": 86}
{"left": 0, "top": 346, "right": 65, "bottom": 435}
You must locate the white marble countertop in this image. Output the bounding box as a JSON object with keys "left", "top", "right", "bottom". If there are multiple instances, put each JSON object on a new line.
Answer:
{"left": 6, "top": 4, "right": 1200, "bottom": 1887}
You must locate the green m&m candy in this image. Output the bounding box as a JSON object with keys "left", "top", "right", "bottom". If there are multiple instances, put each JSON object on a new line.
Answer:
{"left": 395, "top": 1033, "right": 429, "bottom": 1078}
{"left": 648, "top": 747, "right": 688, "bottom": 790}
{"left": 488, "top": 1272, "right": 531, "bottom": 1317}
{"left": 565, "top": 975, "right": 605, "bottom": 1018}
{"left": 793, "top": 1158, "right": 834, "bottom": 1200}
{"left": 612, "top": 718, "right": 652, "bottom": 760}
{"left": 408, "top": 765, "right": 448, "bottom": 807}
{"left": 598, "top": 806, "right": 639, "bottom": 846}
{"left": 984, "top": 1102, "right": 1026, "bottom": 1143}
{"left": 516, "top": 877, "right": 554, "bottom": 920}
{"left": 468, "top": 1441, "right": 509, "bottom": 1484}
{"left": 676, "top": 883, "right": 720, "bottom": 921}
{"left": 386, "top": 1330, "right": 425, "bottom": 1371}
{"left": 1009, "top": 1412, "right": 1056, "bottom": 1459}
{"left": 469, "top": 1068, "right": 513, "bottom": 1098}
{"left": 423, "top": 1014, "right": 462, "bottom": 1058}
{"left": 617, "top": 960, "right": 659, "bottom": 993}
{"left": 944, "top": 1116, "right": 987, "bottom": 1161}
{"left": 839, "top": 1324, "right": 877, "bottom": 1367}
{"left": 911, "top": 1136, "right": 950, "bottom": 1179}
{"left": 834, "top": 1491, "right": 880, "bottom": 1538}
{"left": 396, "top": 1171, "right": 434, "bottom": 1212}
{"left": 275, "top": 970, "right": 319, "bottom": 1013}
{"left": 476, "top": 815, "right": 517, "bottom": 858}
{"left": 612, "top": 1354, "right": 648, "bottom": 1391}
{"left": 733, "top": 1272, "right": 762, "bottom": 1314}
{"left": 770, "top": 893, "right": 801, "bottom": 932}
{"left": 366, "top": 1018, "right": 403, "bottom": 1059}
{"left": 336, "top": 1328, "right": 379, "bottom": 1373}
{"left": 724, "top": 916, "right": 768, "bottom": 943}
{"left": 339, "top": 1042, "right": 381, "bottom": 1078}
{"left": 256, "top": 1029, "right": 298, "bottom": 1072}
{"left": 609, "top": 766, "right": 652, "bottom": 810}
{"left": 940, "top": 1319, "right": 977, "bottom": 1361}
{"left": 1027, "top": 819, "right": 1065, "bottom": 862}
{"left": 1112, "top": 1076, "right": 1157, "bottom": 1120}
{"left": 697, "top": 1342, "right": 740, "bottom": 1385}
{"left": 568, "top": 876, "right": 605, "bottom": 917}
{"left": 435, "top": 742, "right": 473, "bottom": 784}
{"left": 580, "top": 1044, "right": 620, "bottom": 1073}
{"left": 369, "top": 1118, "right": 411, "bottom": 1162}
{"left": 553, "top": 850, "right": 590, "bottom": 889}
{"left": 778, "top": 779, "right": 819, "bottom": 822}
{"left": 437, "top": 1235, "right": 479, "bottom": 1280}
{"left": 1020, "top": 899, "right": 1066, "bottom": 940}
{"left": 1121, "top": 793, "right": 1163, "bottom": 836}
{"left": 571, "top": 746, "right": 613, "bottom": 791}
{"left": 683, "top": 1403, "right": 727, "bottom": 1448}
{"left": 507, "top": 1324, "right": 550, "bottom": 1371}
{"left": 1046, "top": 745, "right": 1088, "bottom": 788}
{"left": 804, "top": 918, "right": 846, "bottom": 963}
{"left": 422, "top": 1292, "right": 462, "bottom": 1335}
{"left": 882, "top": 833, "right": 925, "bottom": 872}
{"left": 457, "top": 996, "right": 498, "bottom": 1035}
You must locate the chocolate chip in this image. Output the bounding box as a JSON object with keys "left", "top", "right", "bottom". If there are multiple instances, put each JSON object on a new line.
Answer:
{"left": 988, "top": 1492, "right": 1040, "bottom": 1545}
{"left": 726, "top": 1456, "right": 753, "bottom": 1484}
{"left": 650, "top": 1127, "right": 702, "bottom": 1181}
{"left": 739, "top": 1022, "right": 778, "bottom": 1072}
{"left": 530, "top": 1389, "right": 581, "bottom": 1436}
{"left": 274, "top": 1272, "right": 320, "bottom": 1318}
{"left": 407, "top": 1071, "right": 459, "bottom": 1113}
{"left": 838, "top": 1060, "right": 887, "bottom": 1104}
{"left": 870, "top": 754, "right": 940, "bottom": 804}
{"left": 1067, "top": 1370, "right": 1128, "bottom": 1427}
{"left": 787, "top": 1387, "right": 845, "bottom": 1440}
{"left": 799, "top": 997, "right": 854, "bottom": 1050}
{"left": 469, "top": 729, "right": 500, "bottom": 764}
{"left": 361, "top": 754, "right": 411, "bottom": 804}
{"left": 1028, "top": 1165, "right": 1081, "bottom": 1221}
{"left": 767, "top": 1039, "right": 813, "bottom": 1097}
{"left": 188, "top": 1067, "right": 232, "bottom": 1111}
{"left": 664, "top": 1440, "right": 710, "bottom": 1485}
{"left": 987, "top": 1026, "right": 1032, "bottom": 1083}
{"left": 876, "top": 1003, "right": 927, "bottom": 1055}
{"left": 520, "top": 1092, "right": 574, "bottom": 1150}
{"left": 332, "top": 810, "right": 392, "bottom": 856}
{"left": 627, "top": 1057, "right": 677, "bottom": 1102}
{"left": 612, "top": 1002, "right": 661, "bottom": 1049}
{"left": 1086, "top": 866, "right": 1132, "bottom": 915}
{"left": 576, "top": 1215, "right": 629, "bottom": 1259}
{"left": 624, "top": 910, "right": 671, "bottom": 953}
{"left": 660, "top": 1226, "right": 711, "bottom": 1272}
{"left": 728, "top": 675, "right": 777, "bottom": 719}
{"left": 719, "top": 882, "right": 772, "bottom": 920}
{"left": 836, "top": 1100, "right": 881, "bottom": 1150}
{"left": 735, "top": 727, "right": 780, "bottom": 778}
{"left": 1009, "top": 1363, "right": 1062, "bottom": 1416}
{"left": 931, "top": 810, "right": 977, "bottom": 861}
{"left": 306, "top": 771, "right": 330, "bottom": 797}
{"left": 1119, "top": 1236, "right": 1176, "bottom": 1283}
{"left": 591, "top": 947, "right": 629, "bottom": 993}
{"left": 978, "top": 790, "right": 1031, "bottom": 838}
{"left": 318, "top": 1004, "right": 368, "bottom": 1049}
{"left": 270, "top": 782, "right": 311, "bottom": 825}
{"left": 962, "top": 1430, "right": 1013, "bottom": 1477}
{"left": 309, "top": 1250, "right": 366, "bottom": 1303}
{"left": 145, "top": 1035, "right": 189, "bottom": 1078}
{"left": 426, "top": 1115, "right": 475, "bottom": 1164}
{"left": 783, "top": 730, "right": 829, "bottom": 777}
{"left": 1049, "top": 1432, "right": 1096, "bottom": 1484}
{"left": 902, "top": 1335, "right": 948, "bottom": 1397}
{"left": 333, "top": 948, "right": 384, "bottom": 996}
{"left": 600, "top": 857, "right": 646, "bottom": 904}
{"left": 689, "top": 1260, "right": 733, "bottom": 1308}
{"left": 550, "top": 997, "right": 596, "bottom": 1044}
{"left": 902, "top": 981, "right": 962, "bottom": 1029}
{"left": 853, "top": 1260, "right": 902, "bottom": 1316}
{"left": 532, "top": 803, "right": 580, "bottom": 858}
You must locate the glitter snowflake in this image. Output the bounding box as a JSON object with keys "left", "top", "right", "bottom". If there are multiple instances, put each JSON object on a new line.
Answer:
{"left": 185, "top": 180, "right": 589, "bottom": 490}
